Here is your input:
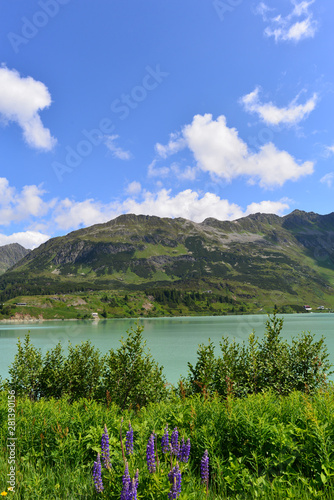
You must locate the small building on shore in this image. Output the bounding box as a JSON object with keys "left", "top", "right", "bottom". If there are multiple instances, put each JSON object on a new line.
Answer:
{"left": 303, "top": 305, "right": 312, "bottom": 311}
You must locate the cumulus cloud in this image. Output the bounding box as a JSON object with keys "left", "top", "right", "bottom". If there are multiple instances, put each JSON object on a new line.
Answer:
{"left": 0, "top": 65, "right": 56, "bottom": 150}
{"left": 320, "top": 172, "right": 334, "bottom": 188}
{"left": 0, "top": 178, "right": 51, "bottom": 226}
{"left": 104, "top": 135, "right": 132, "bottom": 160}
{"left": 53, "top": 198, "right": 113, "bottom": 231}
{"left": 0, "top": 175, "right": 292, "bottom": 240}
{"left": 245, "top": 199, "right": 291, "bottom": 215}
{"left": 257, "top": 0, "right": 318, "bottom": 43}
{"left": 155, "top": 114, "right": 314, "bottom": 188}
{"left": 0, "top": 231, "right": 50, "bottom": 250}
{"left": 51, "top": 189, "right": 291, "bottom": 229}
{"left": 240, "top": 87, "right": 318, "bottom": 126}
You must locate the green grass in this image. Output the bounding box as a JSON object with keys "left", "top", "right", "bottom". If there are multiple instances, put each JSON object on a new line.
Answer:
{"left": 134, "top": 243, "right": 188, "bottom": 259}
{"left": 2, "top": 390, "right": 334, "bottom": 498}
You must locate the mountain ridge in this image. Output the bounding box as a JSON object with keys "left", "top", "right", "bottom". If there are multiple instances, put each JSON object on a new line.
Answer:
{"left": 0, "top": 243, "right": 30, "bottom": 275}
{"left": 1, "top": 210, "right": 334, "bottom": 307}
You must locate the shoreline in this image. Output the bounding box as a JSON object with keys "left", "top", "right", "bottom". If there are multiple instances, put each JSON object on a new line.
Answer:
{"left": 0, "top": 310, "right": 331, "bottom": 325}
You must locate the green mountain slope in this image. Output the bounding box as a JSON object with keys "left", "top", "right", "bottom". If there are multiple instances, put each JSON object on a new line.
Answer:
{"left": 0, "top": 243, "right": 30, "bottom": 275}
{"left": 1, "top": 210, "right": 334, "bottom": 307}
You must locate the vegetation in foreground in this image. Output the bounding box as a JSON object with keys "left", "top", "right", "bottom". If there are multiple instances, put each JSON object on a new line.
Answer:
{"left": 2, "top": 391, "right": 334, "bottom": 498}
{"left": 1, "top": 315, "right": 334, "bottom": 498}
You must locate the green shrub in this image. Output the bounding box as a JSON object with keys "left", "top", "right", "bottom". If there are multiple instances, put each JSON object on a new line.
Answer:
{"left": 8, "top": 334, "right": 42, "bottom": 400}
{"left": 99, "top": 325, "right": 168, "bottom": 410}
{"left": 186, "top": 313, "right": 333, "bottom": 398}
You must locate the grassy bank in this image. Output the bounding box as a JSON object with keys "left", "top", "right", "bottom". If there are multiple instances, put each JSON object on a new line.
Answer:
{"left": 2, "top": 391, "right": 334, "bottom": 498}
{"left": 0, "top": 288, "right": 320, "bottom": 321}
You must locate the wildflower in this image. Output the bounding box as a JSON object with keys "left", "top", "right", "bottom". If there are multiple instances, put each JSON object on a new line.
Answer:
{"left": 134, "top": 468, "right": 139, "bottom": 490}
{"left": 125, "top": 422, "right": 134, "bottom": 455}
{"left": 130, "top": 470, "right": 139, "bottom": 500}
{"left": 121, "top": 462, "right": 131, "bottom": 500}
{"left": 183, "top": 438, "right": 191, "bottom": 462}
{"left": 178, "top": 437, "right": 191, "bottom": 463}
{"left": 201, "top": 449, "right": 209, "bottom": 488}
{"left": 121, "top": 462, "right": 139, "bottom": 500}
{"left": 161, "top": 424, "right": 169, "bottom": 454}
{"left": 171, "top": 427, "right": 179, "bottom": 455}
{"left": 101, "top": 424, "right": 111, "bottom": 469}
{"left": 1, "top": 493, "right": 8, "bottom": 497}
{"left": 92, "top": 452, "right": 104, "bottom": 493}
{"left": 146, "top": 433, "right": 156, "bottom": 473}
{"left": 168, "top": 463, "right": 182, "bottom": 499}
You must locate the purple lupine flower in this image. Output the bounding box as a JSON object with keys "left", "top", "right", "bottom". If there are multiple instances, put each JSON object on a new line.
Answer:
{"left": 92, "top": 452, "right": 104, "bottom": 493}
{"left": 178, "top": 437, "right": 191, "bottom": 463}
{"left": 131, "top": 468, "right": 139, "bottom": 499}
{"left": 183, "top": 438, "right": 191, "bottom": 463}
{"left": 129, "top": 470, "right": 139, "bottom": 500}
{"left": 146, "top": 433, "right": 156, "bottom": 473}
{"left": 177, "top": 438, "right": 184, "bottom": 461}
{"left": 125, "top": 422, "right": 134, "bottom": 455}
{"left": 161, "top": 424, "right": 169, "bottom": 454}
{"left": 171, "top": 427, "right": 179, "bottom": 455}
{"left": 134, "top": 468, "right": 139, "bottom": 489}
{"left": 168, "top": 463, "right": 182, "bottom": 499}
{"left": 101, "top": 424, "right": 111, "bottom": 469}
{"left": 121, "top": 462, "right": 131, "bottom": 500}
{"left": 201, "top": 450, "right": 209, "bottom": 485}
{"left": 121, "top": 463, "right": 139, "bottom": 500}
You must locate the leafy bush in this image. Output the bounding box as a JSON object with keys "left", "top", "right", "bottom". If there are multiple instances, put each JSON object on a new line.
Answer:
{"left": 8, "top": 334, "right": 42, "bottom": 400}
{"left": 99, "top": 325, "right": 168, "bottom": 410}
{"left": 186, "top": 313, "right": 333, "bottom": 398}
{"left": 6, "top": 325, "right": 167, "bottom": 409}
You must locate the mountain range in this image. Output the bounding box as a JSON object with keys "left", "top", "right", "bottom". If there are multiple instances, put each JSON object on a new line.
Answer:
{"left": 1, "top": 210, "right": 334, "bottom": 307}
{"left": 0, "top": 243, "right": 30, "bottom": 275}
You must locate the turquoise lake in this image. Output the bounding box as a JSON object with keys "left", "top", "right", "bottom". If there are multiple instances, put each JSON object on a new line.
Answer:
{"left": 0, "top": 313, "right": 333, "bottom": 385}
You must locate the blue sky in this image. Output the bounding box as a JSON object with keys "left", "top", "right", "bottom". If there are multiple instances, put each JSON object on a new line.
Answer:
{"left": 0, "top": 0, "right": 333, "bottom": 249}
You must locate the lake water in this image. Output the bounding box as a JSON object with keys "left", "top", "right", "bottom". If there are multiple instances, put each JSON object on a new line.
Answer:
{"left": 0, "top": 313, "right": 333, "bottom": 385}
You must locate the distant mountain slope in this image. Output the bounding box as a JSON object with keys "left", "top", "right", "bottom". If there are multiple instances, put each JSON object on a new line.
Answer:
{"left": 0, "top": 243, "right": 30, "bottom": 275}
{"left": 1, "top": 210, "right": 334, "bottom": 306}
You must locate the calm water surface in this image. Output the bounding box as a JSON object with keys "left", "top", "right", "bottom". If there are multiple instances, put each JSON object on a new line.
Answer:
{"left": 0, "top": 313, "right": 333, "bottom": 385}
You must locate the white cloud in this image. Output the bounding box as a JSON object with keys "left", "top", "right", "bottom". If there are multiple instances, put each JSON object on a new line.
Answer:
{"left": 155, "top": 133, "right": 186, "bottom": 158}
{"left": 257, "top": 1, "right": 318, "bottom": 43}
{"left": 0, "top": 174, "right": 292, "bottom": 239}
{"left": 126, "top": 181, "right": 142, "bottom": 195}
{"left": 148, "top": 159, "right": 170, "bottom": 177}
{"left": 53, "top": 198, "right": 113, "bottom": 231}
{"left": 0, "top": 65, "right": 56, "bottom": 151}
{"left": 245, "top": 199, "right": 291, "bottom": 215}
{"left": 0, "top": 178, "right": 51, "bottom": 226}
{"left": 171, "top": 164, "right": 198, "bottom": 181}
{"left": 122, "top": 189, "right": 244, "bottom": 222}
{"left": 325, "top": 145, "right": 334, "bottom": 156}
{"left": 320, "top": 172, "right": 334, "bottom": 188}
{"left": 156, "top": 114, "right": 313, "bottom": 188}
{"left": 51, "top": 189, "right": 291, "bottom": 229}
{"left": 240, "top": 87, "right": 317, "bottom": 126}
{"left": 0, "top": 231, "right": 50, "bottom": 250}
{"left": 105, "top": 135, "right": 132, "bottom": 160}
